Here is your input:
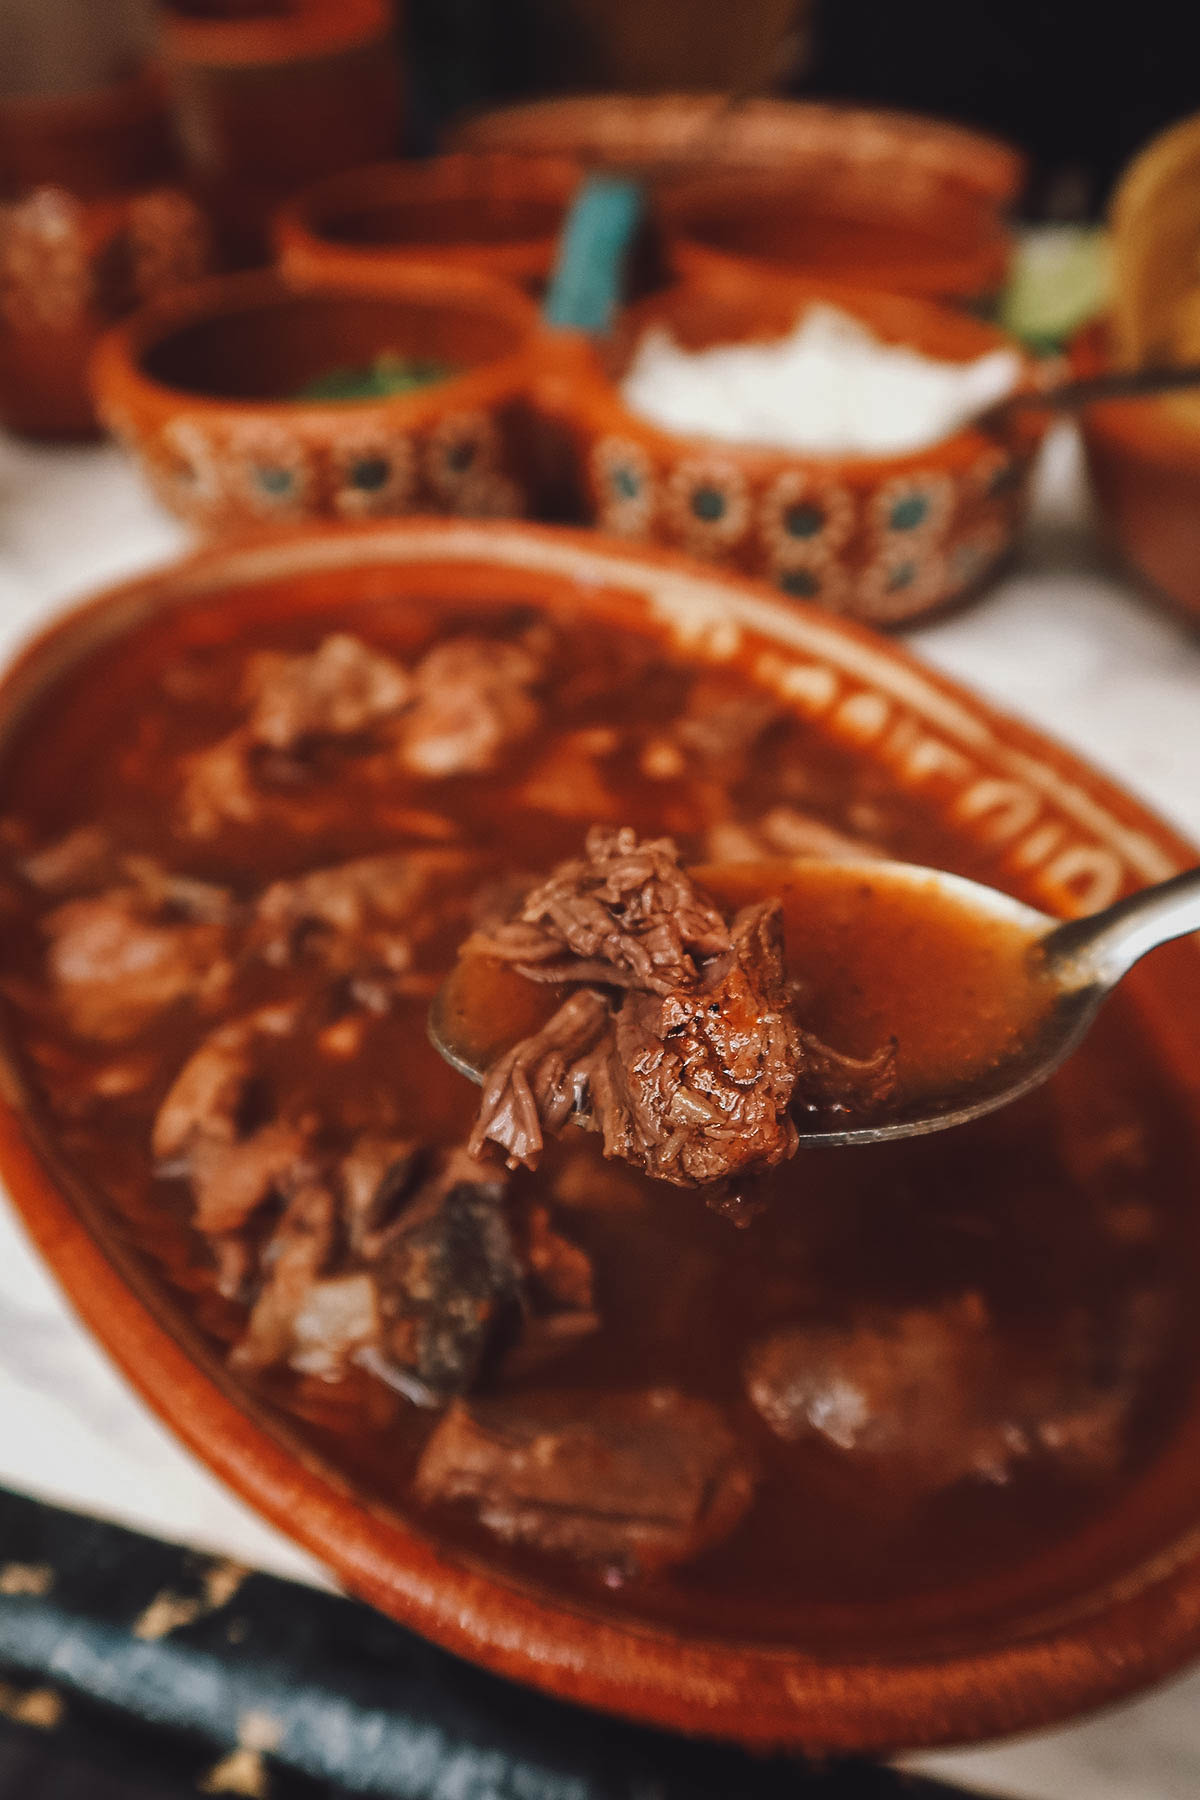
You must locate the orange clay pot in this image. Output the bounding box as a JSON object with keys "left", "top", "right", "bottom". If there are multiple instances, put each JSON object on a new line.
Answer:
{"left": 275, "top": 154, "right": 583, "bottom": 294}
{"left": 2, "top": 519, "right": 1200, "bottom": 1755}
{"left": 0, "top": 66, "right": 210, "bottom": 439}
{"left": 450, "top": 94, "right": 1026, "bottom": 208}
{"left": 161, "top": 0, "right": 402, "bottom": 266}
{"left": 90, "top": 265, "right": 541, "bottom": 533}
{"left": 532, "top": 281, "right": 1044, "bottom": 626}
{"left": 1074, "top": 320, "right": 1200, "bottom": 625}
{"left": 660, "top": 167, "right": 1012, "bottom": 308}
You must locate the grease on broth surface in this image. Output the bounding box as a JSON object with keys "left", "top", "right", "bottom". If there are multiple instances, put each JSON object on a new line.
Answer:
{"left": 0, "top": 573, "right": 1197, "bottom": 1653}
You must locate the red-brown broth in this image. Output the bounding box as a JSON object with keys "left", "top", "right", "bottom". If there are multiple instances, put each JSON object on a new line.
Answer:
{"left": 1, "top": 575, "right": 1197, "bottom": 1652}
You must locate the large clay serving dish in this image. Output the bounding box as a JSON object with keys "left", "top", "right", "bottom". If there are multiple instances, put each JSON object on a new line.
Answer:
{"left": 1074, "top": 321, "right": 1200, "bottom": 624}
{"left": 90, "top": 269, "right": 541, "bottom": 534}
{"left": 536, "top": 281, "right": 1044, "bottom": 624}
{"left": 3, "top": 520, "right": 1200, "bottom": 1755}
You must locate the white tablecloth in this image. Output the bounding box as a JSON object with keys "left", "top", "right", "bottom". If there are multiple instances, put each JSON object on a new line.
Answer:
{"left": 3, "top": 424, "right": 1200, "bottom": 1800}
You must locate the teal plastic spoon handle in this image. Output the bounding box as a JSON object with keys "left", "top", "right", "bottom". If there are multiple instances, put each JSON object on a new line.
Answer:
{"left": 541, "top": 173, "right": 644, "bottom": 335}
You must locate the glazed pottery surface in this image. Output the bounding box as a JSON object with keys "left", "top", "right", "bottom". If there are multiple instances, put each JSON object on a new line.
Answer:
{"left": 91, "top": 268, "right": 541, "bottom": 532}
{"left": 1075, "top": 321, "right": 1200, "bottom": 624}
{"left": 3, "top": 519, "right": 1200, "bottom": 1755}
{"left": 0, "top": 66, "right": 209, "bottom": 439}
{"left": 275, "top": 154, "right": 583, "bottom": 293}
{"left": 536, "top": 282, "right": 1043, "bottom": 625}
{"left": 661, "top": 166, "right": 1013, "bottom": 306}
{"left": 161, "top": 0, "right": 401, "bottom": 265}
{"left": 449, "top": 95, "right": 1025, "bottom": 205}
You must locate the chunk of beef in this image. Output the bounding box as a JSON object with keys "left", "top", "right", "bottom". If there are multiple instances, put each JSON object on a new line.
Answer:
{"left": 225, "top": 1135, "right": 596, "bottom": 1400}
{"left": 398, "top": 636, "right": 541, "bottom": 777}
{"left": 470, "top": 894, "right": 802, "bottom": 1188}
{"left": 152, "top": 1004, "right": 313, "bottom": 1235}
{"left": 152, "top": 1004, "right": 297, "bottom": 1161}
{"left": 177, "top": 729, "right": 263, "bottom": 839}
{"left": 415, "top": 1388, "right": 755, "bottom": 1574}
{"left": 18, "top": 824, "right": 115, "bottom": 894}
{"left": 42, "top": 873, "right": 233, "bottom": 1041}
{"left": 469, "top": 988, "right": 614, "bottom": 1172}
{"left": 363, "top": 1153, "right": 524, "bottom": 1405}
{"left": 253, "top": 850, "right": 476, "bottom": 973}
{"left": 468, "top": 826, "right": 731, "bottom": 993}
{"left": 231, "top": 1184, "right": 339, "bottom": 1371}
{"left": 246, "top": 633, "right": 412, "bottom": 750}
{"left": 744, "top": 1293, "right": 1152, "bottom": 1495}
{"left": 595, "top": 900, "right": 802, "bottom": 1185}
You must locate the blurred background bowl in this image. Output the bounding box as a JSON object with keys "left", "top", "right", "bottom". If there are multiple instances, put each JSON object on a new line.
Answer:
{"left": 660, "top": 164, "right": 1014, "bottom": 306}
{"left": 1075, "top": 319, "right": 1200, "bottom": 624}
{"left": 449, "top": 93, "right": 1026, "bottom": 204}
{"left": 274, "top": 152, "right": 582, "bottom": 293}
{"left": 91, "top": 265, "right": 541, "bottom": 533}
{"left": 535, "top": 279, "right": 1042, "bottom": 625}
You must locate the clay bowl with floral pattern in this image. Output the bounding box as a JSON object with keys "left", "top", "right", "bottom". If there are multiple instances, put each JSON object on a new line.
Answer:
{"left": 90, "top": 267, "right": 541, "bottom": 533}
{"left": 534, "top": 281, "right": 1044, "bottom": 625}
{"left": 4, "top": 521, "right": 1200, "bottom": 1757}
{"left": 1073, "top": 320, "right": 1200, "bottom": 624}
{"left": 274, "top": 154, "right": 584, "bottom": 294}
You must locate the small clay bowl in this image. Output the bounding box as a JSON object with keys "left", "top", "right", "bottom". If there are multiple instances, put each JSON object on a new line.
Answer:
{"left": 660, "top": 166, "right": 1013, "bottom": 307}
{"left": 90, "top": 267, "right": 541, "bottom": 533}
{"left": 449, "top": 94, "right": 1025, "bottom": 207}
{"left": 274, "top": 154, "right": 584, "bottom": 293}
{"left": 3, "top": 519, "right": 1200, "bottom": 1756}
{"left": 160, "top": 0, "right": 401, "bottom": 265}
{"left": 534, "top": 281, "right": 1043, "bottom": 625}
{"left": 1074, "top": 321, "right": 1200, "bottom": 623}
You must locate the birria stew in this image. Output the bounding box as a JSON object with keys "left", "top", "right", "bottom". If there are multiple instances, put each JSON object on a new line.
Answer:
{"left": 0, "top": 569, "right": 1195, "bottom": 1647}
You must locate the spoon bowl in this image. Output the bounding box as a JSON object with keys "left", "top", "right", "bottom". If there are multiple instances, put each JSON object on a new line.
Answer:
{"left": 430, "top": 856, "right": 1200, "bottom": 1147}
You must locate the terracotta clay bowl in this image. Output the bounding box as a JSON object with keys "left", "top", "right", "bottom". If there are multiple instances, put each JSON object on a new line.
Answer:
{"left": 274, "top": 154, "right": 584, "bottom": 293}
{"left": 1074, "top": 321, "right": 1200, "bottom": 624}
{"left": 449, "top": 94, "right": 1026, "bottom": 207}
{"left": 90, "top": 267, "right": 541, "bottom": 533}
{"left": 534, "top": 281, "right": 1044, "bottom": 625}
{"left": 4, "top": 519, "right": 1200, "bottom": 1755}
{"left": 160, "top": 0, "right": 401, "bottom": 265}
{"left": 659, "top": 167, "right": 1013, "bottom": 307}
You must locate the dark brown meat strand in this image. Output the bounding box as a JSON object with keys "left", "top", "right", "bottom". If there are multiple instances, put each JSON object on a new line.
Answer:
{"left": 415, "top": 1388, "right": 757, "bottom": 1575}
{"left": 468, "top": 829, "right": 811, "bottom": 1188}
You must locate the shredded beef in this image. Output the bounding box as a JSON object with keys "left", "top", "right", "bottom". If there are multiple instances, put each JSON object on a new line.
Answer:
{"left": 398, "top": 636, "right": 542, "bottom": 777}
{"left": 179, "top": 631, "right": 544, "bottom": 837}
{"left": 468, "top": 827, "right": 731, "bottom": 993}
{"left": 223, "top": 1133, "right": 596, "bottom": 1404}
{"left": 246, "top": 633, "right": 412, "bottom": 750}
{"left": 253, "top": 850, "right": 477, "bottom": 973}
{"left": 415, "top": 1388, "right": 755, "bottom": 1573}
{"left": 465, "top": 830, "right": 804, "bottom": 1188}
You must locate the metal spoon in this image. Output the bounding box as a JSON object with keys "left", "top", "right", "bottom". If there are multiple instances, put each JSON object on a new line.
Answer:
{"left": 429, "top": 859, "right": 1200, "bottom": 1148}
{"left": 977, "top": 360, "right": 1200, "bottom": 431}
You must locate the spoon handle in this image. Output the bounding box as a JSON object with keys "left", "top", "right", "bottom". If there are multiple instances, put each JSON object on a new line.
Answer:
{"left": 1042, "top": 864, "right": 1200, "bottom": 988}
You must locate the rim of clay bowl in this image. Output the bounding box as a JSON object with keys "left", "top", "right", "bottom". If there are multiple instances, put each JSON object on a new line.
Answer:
{"left": 537, "top": 279, "right": 1044, "bottom": 484}
{"left": 90, "top": 265, "right": 540, "bottom": 434}
{"left": 274, "top": 153, "right": 583, "bottom": 289}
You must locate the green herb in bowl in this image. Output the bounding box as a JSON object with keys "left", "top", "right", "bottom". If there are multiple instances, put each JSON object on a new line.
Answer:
{"left": 294, "top": 354, "right": 455, "bottom": 402}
